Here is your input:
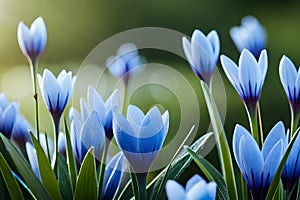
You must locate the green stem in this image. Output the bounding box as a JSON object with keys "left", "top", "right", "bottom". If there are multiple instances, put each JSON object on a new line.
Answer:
{"left": 245, "top": 103, "right": 260, "bottom": 147}
{"left": 136, "top": 173, "right": 147, "bottom": 200}
{"left": 121, "top": 78, "right": 128, "bottom": 115}
{"left": 257, "top": 102, "right": 264, "bottom": 145}
{"left": 129, "top": 168, "right": 139, "bottom": 200}
{"left": 98, "top": 140, "right": 108, "bottom": 199}
{"left": 240, "top": 172, "right": 248, "bottom": 200}
{"left": 30, "top": 59, "right": 40, "bottom": 142}
{"left": 290, "top": 108, "right": 300, "bottom": 137}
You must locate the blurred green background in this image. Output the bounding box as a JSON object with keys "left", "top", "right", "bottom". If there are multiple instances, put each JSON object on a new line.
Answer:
{"left": 1, "top": 0, "right": 300, "bottom": 178}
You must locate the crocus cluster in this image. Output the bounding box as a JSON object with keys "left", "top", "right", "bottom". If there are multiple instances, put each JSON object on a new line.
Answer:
{"left": 166, "top": 174, "right": 217, "bottom": 200}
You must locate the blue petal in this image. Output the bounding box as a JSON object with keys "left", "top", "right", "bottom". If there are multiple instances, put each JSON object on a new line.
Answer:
{"left": 0, "top": 103, "right": 18, "bottom": 137}
{"left": 117, "top": 43, "right": 138, "bottom": 63}
{"left": 106, "top": 56, "right": 126, "bottom": 78}
{"left": 262, "top": 121, "right": 286, "bottom": 160}
{"left": 87, "top": 86, "right": 106, "bottom": 124}
{"left": 230, "top": 26, "right": 247, "bottom": 53}
{"left": 80, "top": 98, "right": 89, "bottom": 120}
{"left": 17, "top": 22, "right": 32, "bottom": 58}
{"left": 284, "top": 132, "right": 300, "bottom": 180}
{"left": 127, "top": 55, "right": 146, "bottom": 76}
{"left": 26, "top": 143, "right": 40, "bottom": 179}
{"left": 0, "top": 93, "right": 9, "bottom": 111}
{"left": 262, "top": 140, "right": 283, "bottom": 188}
{"left": 191, "top": 30, "right": 212, "bottom": 55}
{"left": 11, "top": 114, "right": 33, "bottom": 147}
{"left": 113, "top": 112, "right": 138, "bottom": 152}
{"left": 127, "top": 104, "right": 145, "bottom": 130}
{"left": 182, "top": 37, "right": 195, "bottom": 70}
{"left": 258, "top": 49, "right": 268, "bottom": 85}
{"left": 162, "top": 110, "right": 169, "bottom": 139}
{"left": 80, "top": 111, "right": 105, "bottom": 161}
{"left": 70, "top": 120, "right": 81, "bottom": 162}
{"left": 102, "top": 152, "right": 124, "bottom": 200}
{"left": 220, "top": 55, "right": 243, "bottom": 96}
{"left": 207, "top": 181, "right": 217, "bottom": 199}
{"left": 186, "top": 180, "right": 211, "bottom": 200}
{"left": 30, "top": 17, "right": 47, "bottom": 57}
{"left": 185, "top": 174, "right": 205, "bottom": 192}
{"left": 232, "top": 124, "right": 249, "bottom": 170}
{"left": 239, "top": 49, "right": 261, "bottom": 99}
{"left": 207, "top": 30, "right": 220, "bottom": 63}
{"left": 165, "top": 180, "right": 186, "bottom": 200}
{"left": 279, "top": 56, "right": 297, "bottom": 100}
{"left": 239, "top": 134, "right": 263, "bottom": 189}
{"left": 58, "top": 132, "right": 66, "bottom": 155}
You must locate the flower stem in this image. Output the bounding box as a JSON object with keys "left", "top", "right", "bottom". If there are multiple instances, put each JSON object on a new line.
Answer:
{"left": 30, "top": 59, "right": 40, "bottom": 142}
{"left": 52, "top": 116, "right": 60, "bottom": 175}
{"left": 136, "top": 173, "right": 147, "bottom": 200}
{"left": 257, "top": 102, "right": 264, "bottom": 145}
{"left": 290, "top": 108, "right": 300, "bottom": 137}
{"left": 245, "top": 103, "right": 260, "bottom": 146}
{"left": 97, "top": 140, "right": 108, "bottom": 199}
{"left": 121, "top": 78, "right": 128, "bottom": 115}
{"left": 129, "top": 168, "right": 140, "bottom": 200}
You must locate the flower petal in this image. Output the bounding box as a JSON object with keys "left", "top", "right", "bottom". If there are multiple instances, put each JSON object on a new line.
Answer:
{"left": 165, "top": 180, "right": 186, "bottom": 200}
{"left": 207, "top": 30, "right": 220, "bottom": 62}
{"left": 279, "top": 55, "right": 297, "bottom": 100}
{"left": 185, "top": 174, "right": 205, "bottom": 192}
{"left": 262, "top": 121, "right": 286, "bottom": 160}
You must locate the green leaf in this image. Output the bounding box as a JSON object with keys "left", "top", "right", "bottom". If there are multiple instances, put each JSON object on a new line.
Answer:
{"left": 148, "top": 131, "right": 214, "bottom": 200}
{"left": 64, "top": 117, "right": 77, "bottom": 191}
{"left": 57, "top": 154, "right": 73, "bottom": 200}
{"left": 0, "top": 133, "right": 51, "bottom": 200}
{"left": 0, "top": 172, "right": 11, "bottom": 200}
{"left": 265, "top": 127, "right": 300, "bottom": 200}
{"left": 201, "top": 81, "right": 238, "bottom": 200}
{"left": 0, "top": 153, "right": 24, "bottom": 200}
{"left": 185, "top": 146, "right": 228, "bottom": 200}
{"left": 74, "top": 147, "right": 97, "bottom": 200}
{"left": 30, "top": 132, "right": 63, "bottom": 200}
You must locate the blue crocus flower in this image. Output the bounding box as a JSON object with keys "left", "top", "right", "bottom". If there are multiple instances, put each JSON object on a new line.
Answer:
{"left": 11, "top": 114, "right": 33, "bottom": 148}
{"left": 102, "top": 152, "right": 124, "bottom": 200}
{"left": 230, "top": 16, "right": 267, "bottom": 59}
{"left": 233, "top": 121, "right": 285, "bottom": 199}
{"left": 0, "top": 100, "right": 18, "bottom": 138}
{"left": 106, "top": 43, "right": 146, "bottom": 83}
{"left": 221, "top": 49, "right": 268, "bottom": 110}
{"left": 113, "top": 105, "right": 169, "bottom": 175}
{"left": 279, "top": 55, "right": 300, "bottom": 113}
{"left": 70, "top": 107, "right": 105, "bottom": 164}
{"left": 82, "top": 86, "right": 120, "bottom": 141}
{"left": 182, "top": 29, "right": 220, "bottom": 85}
{"left": 282, "top": 130, "right": 300, "bottom": 193}
{"left": 38, "top": 69, "right": 76, "bottom": 124}
{"left": 58, "top": 132, "right": 66, "bottom": 157}
{"left": 17, "top": 17, "right": 47, "bottom": 62}
{"left": 166, "top": 174, "right": 217, "bottom": 200}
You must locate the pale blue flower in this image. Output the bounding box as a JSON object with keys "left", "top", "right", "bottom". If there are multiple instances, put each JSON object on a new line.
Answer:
{"left": 17, "top": 17, "right": 47, "bottom": 62}
{"left": 221, "top": 49, "right": 268, "bottom": 110}
{"left": 279, "top": 55, "right": 300, "bottom": 112}
{"left": 106, "top": 43, "right": 146, "bottom": 82}
{"left": 38, "top": 69, "right": 76, "bottom": 123}
{"left": 233, "top": 121, "right": 285, "bottom": 199}
{"left": 80, "top": 86, "right": 120, "bottom": 140}
{"left": 70, "top": 108, "right": 105, "bottom": 164}
{"left": 11, "top": 114, "right": 33, "bottom": 148}
{"left": 230, "top": 16, "right": 266, "bottom": 59}
{"left": 58, "top": 132, "right": 66, "bottom": 157}
{"left": 113, "top": 105, "right": 169, "bottom": 173}
{"left": 166, "top": 174, "right": 217, "bottom": 200}
{"left": 182, "top": 29, "right": 220, "bottom": 85}
{"left": 102, "top": 152, "right": 124, "bottom": 200}
{"left": 0, "top": 100, "right": 18, "bottom": 138}
{"left": 281, "top": 130, "right": 300, "bottom": 193}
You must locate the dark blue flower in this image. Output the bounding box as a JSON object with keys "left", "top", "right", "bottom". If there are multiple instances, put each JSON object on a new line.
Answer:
{"left": 113, "top": 105, "right": 169, "bottom": 173}
{"left": 17, "top": 17, "right": 47, "bottom": 62}
{"left": 182, "top": 29, "right": 220, "bottom": 85}
{"left": 102, "top": 152, "right": 124, "bottom": 200}
{"left": 230, "top": 16, "right": 266, "bottom": 59}
{"left": 233, "top": 121, "right": 285, "bottom": 199}
{"left": 106, "top": 43, "right": 146, "bottom": 83}
{"left": 166, "top": 174, "right": 217, "bottom": 200}
{"left": 221, "top": 49, "right": 268, "bottom": 110}
{"left": 11, "top": 114, "right": 33, "bottom": 148}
